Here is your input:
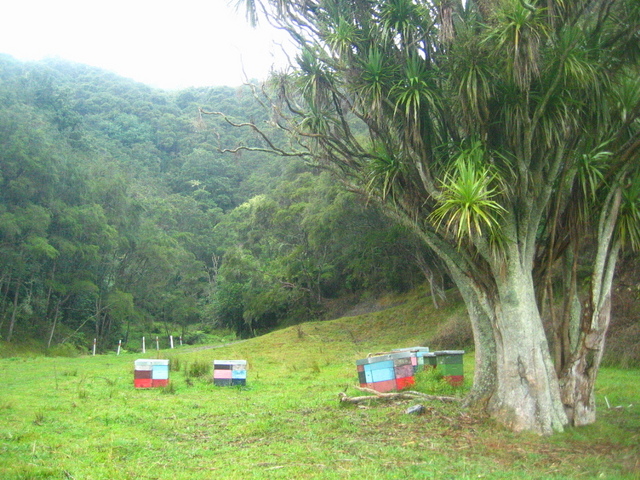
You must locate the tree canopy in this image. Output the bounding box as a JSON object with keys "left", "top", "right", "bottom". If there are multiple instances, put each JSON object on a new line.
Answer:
{"left": 232, "top": 0, "right": 640, "bottom": 433}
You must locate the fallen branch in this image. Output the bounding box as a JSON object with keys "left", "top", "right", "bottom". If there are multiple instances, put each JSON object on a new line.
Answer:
{"left": 338, "top": 386, "right": 460, "bottom": 404}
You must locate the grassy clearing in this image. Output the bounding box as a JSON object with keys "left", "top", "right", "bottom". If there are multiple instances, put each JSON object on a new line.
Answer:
{"left": 1, "top": 291, "right": 639, "bottom": 479}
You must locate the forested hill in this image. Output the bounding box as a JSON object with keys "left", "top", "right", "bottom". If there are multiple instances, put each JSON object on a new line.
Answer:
{"left": 0, "top": 55, "right": 434, "bottom": 352}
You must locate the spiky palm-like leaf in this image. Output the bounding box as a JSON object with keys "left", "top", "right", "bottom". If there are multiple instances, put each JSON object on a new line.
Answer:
{"left": 326, "top": 16, "right": 360, "bottom": 58}
{"left": 390, "top": 55, "right": 439, "bottom": 149}
{"left": 430, "top": 143, "right": 506, "bottom": 245}
{"left": 296, "top": 47, "right": 334, "bottom": 107}
{"left": 380, "top": 0, "right": 421, "bottom": 47}
{"left": 577, "top": 147, "right": 611, "bottom": 200}
{"left": 488, "top": 0, "right": 548, "bottom": 90}
{"left": 366, "top": 143, "right": 404, "bottom": 200}
{"left": 352, "top": 48, "right": 398, "bottom": 115}
{"left": 300, "top": 102, "right": 333, "bottom": 137}
{"left": 452, "top": 49, "right": 493, "bottom": 131}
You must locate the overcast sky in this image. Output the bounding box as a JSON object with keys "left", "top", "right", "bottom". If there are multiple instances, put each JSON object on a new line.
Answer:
{"left": 0, "top": 0, "right": 293, "bottom": 90}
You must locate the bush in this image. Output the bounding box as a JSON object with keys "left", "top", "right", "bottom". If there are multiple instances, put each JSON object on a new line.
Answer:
{"left": 603, "top": 323, "right": 640, "bottom": 368}
{"left": 412, "top": 367, "right": 466, "bottom": 397}
{"left": 47, "top": 343, "right": 82, "bottom": 357}
{"left": 428, "top": 314, "right": 473, "bottom": 350}
{"left": 186, "top": 360, "right": 210, "bottom": 379}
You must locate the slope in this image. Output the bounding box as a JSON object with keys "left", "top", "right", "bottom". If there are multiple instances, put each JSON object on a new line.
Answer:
{"left": 1, "top": 286, "right": 639, "bottom": 480}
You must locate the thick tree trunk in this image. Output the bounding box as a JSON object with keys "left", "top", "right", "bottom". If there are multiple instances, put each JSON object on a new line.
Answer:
{"left": 401, "top": 211, "right": 567, "bottom": 434}
{"left": 451, "top": 273, "right": 497, "bottom": 410}
{"left": 559, "top": 279, "right": 615, "bottom": 426}
{"left": 448, "top": 261, "right": 567, "bottom": 434}
{"left": 486, "top": 264, "right": 568, "bottom": 434}
{"left": 559, "top": 328, "right": 606, "bottom": 426}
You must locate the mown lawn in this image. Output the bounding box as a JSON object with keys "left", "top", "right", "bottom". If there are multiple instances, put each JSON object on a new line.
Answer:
{"left": 1, "top": 298, "right": 639, "bottom": 479}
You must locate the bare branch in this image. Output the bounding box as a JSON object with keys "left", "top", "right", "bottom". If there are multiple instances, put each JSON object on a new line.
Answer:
{"left": 199, "top": 107, "right": 309, "bottom": 158}
{"left": 337, "top": 386, "right": 461, "bottom": 404}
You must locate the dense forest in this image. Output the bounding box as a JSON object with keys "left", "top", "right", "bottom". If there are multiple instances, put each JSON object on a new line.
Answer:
{"left": 0, "top": 54, "right": 439, "bottom": 352}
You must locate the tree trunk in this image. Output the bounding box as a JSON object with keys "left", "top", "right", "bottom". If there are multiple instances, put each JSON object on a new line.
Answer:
{"left": 0, "top": 273, "right": 12, "bottom": 332}
{"left": 6, "top": 278, "right": 22, "bottom": 342}
{"left": 559, "top": 285, "right": 615, "bottom": 426}
{"left": 486, "top": 263, "right": 568, "bottom": 434}
{"left": 397, "top": 209, "right": 567, "bottom": 434}
{"left": 559, "top": 187, "right": 622, "bottom": 426}
{"left": 449, "top": 271, "right": 497, "bottom": 410}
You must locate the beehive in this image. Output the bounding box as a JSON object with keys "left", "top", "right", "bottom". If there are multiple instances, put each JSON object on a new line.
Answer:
{"left": 213, "top": 360, "right": 247, "bottom": 386}
{"left": 434, "top": 350, "right": 465, "bottom": 385}
{"left": 134, "top": 359, "right": 169, "bottom": 388}
{"left": 391, "top": 346, "right": 435, "bottom": 372}
{"left": 356, "top": 351, "right": 416, "bottom": 393}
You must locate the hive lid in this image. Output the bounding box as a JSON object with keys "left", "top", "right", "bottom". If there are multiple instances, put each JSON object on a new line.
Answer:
{"left": 214, "top": 359, "right": 247, "bottom": 365}
{"left": 356, "top": 351, "right": 414, "bottom": 365}
{"left": 135, "top": 359, "right": 169, "bottom": 366}
{"left": 391, "top": 346, "right": 430, "bottom": 352}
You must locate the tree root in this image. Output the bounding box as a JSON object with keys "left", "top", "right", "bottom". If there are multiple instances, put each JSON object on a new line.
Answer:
{"left": 338, "top": 386, "right": 461, "bottom": 404}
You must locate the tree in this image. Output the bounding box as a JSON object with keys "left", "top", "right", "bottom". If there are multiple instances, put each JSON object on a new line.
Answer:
{"left": 231, "top": 0, "right": 640, "bottom": 433}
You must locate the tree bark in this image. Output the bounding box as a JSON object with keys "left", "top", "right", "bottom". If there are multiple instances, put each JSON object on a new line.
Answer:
{"left": 47, "top": 304, "right": 60, "bottom": 349}
{"left": 486, "top": 263, "right": 568, "bottom": 434}
{"left": 559, "top": 188, "right": 622, "bottom": 426}
{"left": 450, "top": 271, "right": 497, "bottom": 410}
{"left": 404, "top": 215, "right": 567, "bottom": 433}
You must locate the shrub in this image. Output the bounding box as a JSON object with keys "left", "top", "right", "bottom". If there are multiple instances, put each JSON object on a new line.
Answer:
{"left": 186, "top": 360, "right": 210, "bottom": 379}
{"left": 427, "top": 314, "right": 473, "bottom": 350}
{"left": 412, "top": 367, "right": 465, "bottom": 397}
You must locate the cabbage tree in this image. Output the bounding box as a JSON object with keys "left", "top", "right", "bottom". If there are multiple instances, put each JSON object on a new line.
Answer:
{"left": 231, "top": 0, "right": 640, "bottom": 433}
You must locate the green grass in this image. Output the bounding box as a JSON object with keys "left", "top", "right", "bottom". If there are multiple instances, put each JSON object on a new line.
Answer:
{"left": 1, "top": 291, "right": 639, "bottom": 479}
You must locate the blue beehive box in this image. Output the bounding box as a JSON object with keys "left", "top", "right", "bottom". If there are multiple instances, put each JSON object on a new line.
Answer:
{"left": 356, "top": 351, "right": 416, "bottom": 392}
{"left": 214, "top": 360, "right": 247, "bottom": 386}
{"left": 357, "top": 355, "right": 396, "bottom": 392}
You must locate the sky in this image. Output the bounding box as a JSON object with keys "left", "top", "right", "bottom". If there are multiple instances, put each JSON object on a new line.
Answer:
{"left": 0, "top": 0, "right": 293, "bottom": 90}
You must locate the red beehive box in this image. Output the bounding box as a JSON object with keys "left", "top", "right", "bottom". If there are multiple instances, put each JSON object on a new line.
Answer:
{"left": 134, "top": 359, "right": 169, "bottom": 388}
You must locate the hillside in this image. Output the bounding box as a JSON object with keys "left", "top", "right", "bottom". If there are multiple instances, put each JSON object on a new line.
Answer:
{"left": 0, "top": 55, "right": 434, "bottom": 349}
{"left": 0, "top": 54, "right": 637, "bottom": 368}
{"left": 1, "top": 289, "right": 639, "bottom": 479}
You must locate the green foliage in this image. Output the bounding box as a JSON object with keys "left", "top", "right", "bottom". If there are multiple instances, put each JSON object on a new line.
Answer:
{"left": 0, "top": 56, "right": 312, "bottom": 348}
{"left": 429, "top": 143, "right": 506, "bottom": 246}
{"left": 211, "top": 171, "right": 436, "bottom": 336}
{"left": 618, "top": 173, "right": 640, "bottom": 251}
{"left": 412, "top": 367, "right": 467, "bottom": 397}
{"left": 186, "top": 360, "right": 211, "bottom": 379}
{"left": 0, "top": 53, "right": 445, "bottom": 347}
{"left": 235, "top": 0, "right": 640, "bottom": 433}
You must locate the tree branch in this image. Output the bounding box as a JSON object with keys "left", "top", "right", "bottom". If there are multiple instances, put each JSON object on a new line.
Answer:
{"left": 338, "top": 386, "right": 460, "bottom": 404}
{"left": 199, "top": 108, "right": 310, "bottom": 158}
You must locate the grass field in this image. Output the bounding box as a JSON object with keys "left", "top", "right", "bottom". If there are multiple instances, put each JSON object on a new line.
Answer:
{"left": 1, "top": 291, "right": 639, "bottom": 479}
